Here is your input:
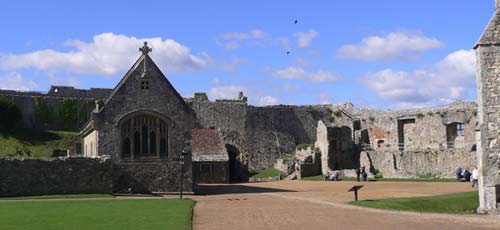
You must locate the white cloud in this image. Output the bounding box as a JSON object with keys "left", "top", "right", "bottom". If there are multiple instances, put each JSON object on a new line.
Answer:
{"left": 216, "top": 29, "right": 288, "bottom": 50}
{"left": 257, "top": 96, "right": 279, "bottom": 106}
{"left": 0, "top": 72, "right": 38, "bottom": 91}
{"left": 294, "top": 29, "right": 318, "bottom": 48}
{"left": 363, "top": 49, "right": 476, "bottom": 108}
{"left": 209, "top": 85, "right": 246, "bottom": 100}
{"left": 319, "top": 93, "right": 334, "bottom": 105}
{"left": 337, "top": 31, "right": 444, "bottom": 62}
{"left": 270, "top": 66, "right": 338, "bottom": 83}
{"left": 0, "top": 33, "right": 210, "bottom": 76}
{"left": 48, "top": 75, "right": 79, "bottom": 87}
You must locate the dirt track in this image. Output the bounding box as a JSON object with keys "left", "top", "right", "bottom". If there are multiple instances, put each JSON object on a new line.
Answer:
{"left": 190, "top": 180, "right": 500, "bottom": 230}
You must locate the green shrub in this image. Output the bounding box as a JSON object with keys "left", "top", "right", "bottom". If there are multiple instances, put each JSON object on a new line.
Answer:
{"left": 0, "top": 96, "right": 22, "bottom": 130}
{"left": 59, "top": 99, "right": 78, "bottom": 130}
{"left": 35, "top": 97, "right": 54, "bottom": 128}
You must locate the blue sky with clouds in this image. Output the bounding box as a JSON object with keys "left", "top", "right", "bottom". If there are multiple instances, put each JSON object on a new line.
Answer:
{"left": 0, "top": 0, "right": 494, "bottom": 108}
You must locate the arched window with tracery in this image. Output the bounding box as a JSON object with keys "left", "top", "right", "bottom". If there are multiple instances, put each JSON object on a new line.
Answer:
{"left": 121, "top": 114, "right": 169, "bottom": 159}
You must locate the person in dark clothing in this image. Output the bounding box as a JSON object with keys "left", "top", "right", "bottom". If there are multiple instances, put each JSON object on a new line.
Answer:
{"left": 360, "top": 165, "right": 367, "bottom": 182}
{"left": 355, "top": 168, "right": 361, "bottom": 182}
{"left": 463, "top": 170, "right": 472, "bottom": 182}
{"left": 455, "top": 167, "right": 463, "bottom": 181}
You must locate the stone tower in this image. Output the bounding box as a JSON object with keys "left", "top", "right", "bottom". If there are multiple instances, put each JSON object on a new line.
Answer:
{"left": 475, "top": 0, "right": 500, "bottom": 214}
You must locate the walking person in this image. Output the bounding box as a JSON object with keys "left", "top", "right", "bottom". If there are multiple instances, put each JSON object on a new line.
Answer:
{"left": 355, "top": 168, "right": 361, "bottom": 182}
{"left": 360, "top": 165, "right": 367, "bottom": 182}
{"left": 471, "top": 168, "right": 479, "bottom": 188}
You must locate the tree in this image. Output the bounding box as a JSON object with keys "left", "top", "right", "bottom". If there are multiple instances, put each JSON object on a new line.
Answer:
{"left": 0, "top": 96, "right": 22, "bottom": 131}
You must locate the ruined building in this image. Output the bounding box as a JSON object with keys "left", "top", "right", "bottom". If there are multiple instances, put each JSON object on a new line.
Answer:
{"left": 0, "top": 43, "right": 479, "bottom": 190}
{"left": 475, "top": 0, "right": 500, "bottom": 215}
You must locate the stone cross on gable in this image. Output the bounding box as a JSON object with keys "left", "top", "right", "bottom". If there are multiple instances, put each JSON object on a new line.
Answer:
{"left": 139, "top": 41, "right": 152, "bottom": 55}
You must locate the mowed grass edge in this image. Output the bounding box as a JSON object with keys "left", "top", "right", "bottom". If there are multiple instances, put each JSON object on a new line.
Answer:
{"left": 0, "top": 193, "right": 113, "bottom": 200}
{"left": 351, "top": 191, "right": 479, "bottom": 214}
{"left": 0, "top": 198, "right": 195, "bottom": 230}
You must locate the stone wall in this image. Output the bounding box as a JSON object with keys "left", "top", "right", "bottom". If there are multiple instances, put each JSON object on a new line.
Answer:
{"left": 0, "top": 157, "right": 112, "bottom": 196}
{"left": 0, "top": 87, "right": 110, "bottom": 130}
{"left": 189, "top": 93, "right": 353, "bottom": 170}
{"left": 360, "top": 149, "right": 477, "bottom": 178}
{"left": 476, "top": 2, "right": 500, "bottom": 213}
{"left": 113, "top": 160, "right": 193, "bottom": 194}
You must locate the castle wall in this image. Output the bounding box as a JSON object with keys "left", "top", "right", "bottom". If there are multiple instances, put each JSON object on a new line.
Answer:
{"left": 190, "top": 93, "right": 345, "bottom": 170}
{"left": 357, "top": 102, "right": 478, "bottom": 178}
{"left": 0, "top": 87, "right": 110, "bottom": 131}
{"left": 0, "top": 157, "right": 112, "bottom": 196}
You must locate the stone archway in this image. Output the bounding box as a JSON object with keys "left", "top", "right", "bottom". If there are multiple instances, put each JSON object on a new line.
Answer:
{"left": 226, "top": 144, "right": 242, "bottom": 182}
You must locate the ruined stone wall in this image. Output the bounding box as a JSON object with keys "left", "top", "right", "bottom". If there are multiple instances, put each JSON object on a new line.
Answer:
{"left": 360, "top": 149, "right": 477, "bottom": 178}
{"left": 0, "top": 157, "right": 112, "bottom": 196}
{"left": 0, "top": 87, "right": 109, "bottom": 130}
{"left": 190, "top": 94, "right": 349, "bottom": 170}
{"left": 355, "top": 102, "right": 478, "bottom": 178}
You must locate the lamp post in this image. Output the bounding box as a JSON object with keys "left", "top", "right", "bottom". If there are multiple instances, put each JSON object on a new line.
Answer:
{"left": 179, "top": 146, "right": 191, "bottom": 199}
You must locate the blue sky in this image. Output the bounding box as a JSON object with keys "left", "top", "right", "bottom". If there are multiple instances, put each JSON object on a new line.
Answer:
{"left": 0, "top": 0, "right": 494, "bottom": 108}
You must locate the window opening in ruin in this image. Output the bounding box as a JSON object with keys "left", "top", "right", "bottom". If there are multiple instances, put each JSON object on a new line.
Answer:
{"left": 447, "top": 122, "right": 465, "bottom": 149}
{"left": 353, "top": 120, "right": 361, "bottom": 130}
{"left": 397, "top": 118, "right": 415, "bottom": 151}
{"left": 456, "top": 123, "right": 465, "bottom": 136}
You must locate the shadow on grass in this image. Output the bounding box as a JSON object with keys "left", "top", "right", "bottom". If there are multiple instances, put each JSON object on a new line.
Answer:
{"left": 194, "top": 183, "right": 296, "bottom": 195}
{"left": 0, "top": 128, "right": 62, "bottom": 144}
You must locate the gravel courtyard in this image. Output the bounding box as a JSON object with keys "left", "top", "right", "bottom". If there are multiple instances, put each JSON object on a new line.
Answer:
{"left": 190, "top": 180, "right": 500, "bottom": 230}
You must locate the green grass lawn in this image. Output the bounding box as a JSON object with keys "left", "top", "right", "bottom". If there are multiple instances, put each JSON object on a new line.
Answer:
{"left": 249, "top": 168, "right": 284, "bottom": 179}
{"left": 0, "top": 194, "right": 112, "bottom": 200}
{"left": 352, "top": 191, "right": 478, "bottom": 214}
{"left": 0, "top": 128, "right": 79, "bottom": 158}
{"left": 301, "top": 175, "right": 457, "bottom": 182}
{"left": 0, "top": 199, "right": 195, "bottom": 230}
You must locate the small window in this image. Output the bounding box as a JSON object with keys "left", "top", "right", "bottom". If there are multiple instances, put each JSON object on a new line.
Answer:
{"left": 141, "top": 80, "right": 150, "bottom": 90}
{"left": 456, "top": 123, "right": 464, "bottom": 136}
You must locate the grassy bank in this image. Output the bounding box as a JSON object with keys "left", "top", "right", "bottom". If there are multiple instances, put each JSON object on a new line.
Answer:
{"left": 249, "top": 168, "right": 284, "bottom": 179}
{"left": 0, "top": 199, "right": 195, "bottom": 230}
{"left": 0, "top": 128, "right": 79, "bottom": 158}
{"left": 352, "top": 191, "right": 478, "bottom": 214}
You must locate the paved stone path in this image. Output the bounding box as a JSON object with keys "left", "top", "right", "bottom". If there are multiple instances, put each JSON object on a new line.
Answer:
{"left": 190, "top": 181, "right": 500, "bottom": 230}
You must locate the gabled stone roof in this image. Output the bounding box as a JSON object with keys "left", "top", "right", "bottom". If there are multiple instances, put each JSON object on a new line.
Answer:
{"left": 191, "top": 129, "right": 229, "bottom": 162}
{"left": 476, "top": 9, "right": 500, "bottom": 48}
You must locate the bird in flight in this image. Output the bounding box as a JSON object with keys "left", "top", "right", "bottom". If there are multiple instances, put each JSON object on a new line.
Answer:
{"left": 286, "top": 51, "right": 290, "bottom": 55}
{"left": 294, "top": 19, "right": 298, "bottom": 24}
